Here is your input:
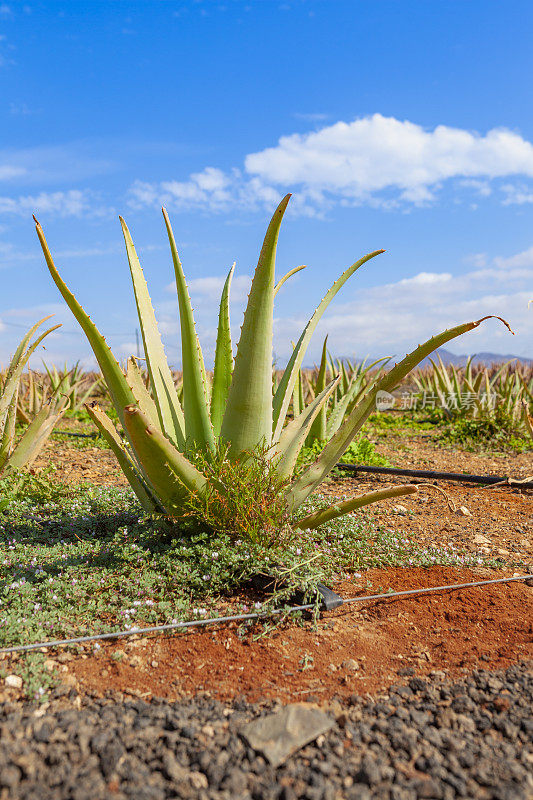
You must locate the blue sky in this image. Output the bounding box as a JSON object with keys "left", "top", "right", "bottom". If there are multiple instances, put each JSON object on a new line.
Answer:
{"left": 0, "top": 0, "right": 532, "bottom": 368}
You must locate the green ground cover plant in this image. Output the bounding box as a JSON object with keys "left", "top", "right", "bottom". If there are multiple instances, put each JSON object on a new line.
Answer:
{"left": 0, "top": 473, "right": 505, "bottom": 699}
{"left": 366, "top": 408, "right": 532, "bottom": 454}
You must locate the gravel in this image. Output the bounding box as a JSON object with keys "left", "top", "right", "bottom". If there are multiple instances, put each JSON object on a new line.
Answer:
{"left": 1, "top": 661, "right": 532, "bottom": 799}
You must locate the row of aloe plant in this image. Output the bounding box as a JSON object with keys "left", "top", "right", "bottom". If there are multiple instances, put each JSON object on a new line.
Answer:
{"left": 412, "top": 355, "right": 532, "bottom": 428}
{"left": 15, "top": 362, "right": 103, "bottom": 424}
{"left": 286, "top": 337, "right": 390, "bottom": 447}
{"left": 32, "top": 194, "right": 509, "bottom": 536}
{"left": 0, "top": 319, "right": 67, "bottom": 490}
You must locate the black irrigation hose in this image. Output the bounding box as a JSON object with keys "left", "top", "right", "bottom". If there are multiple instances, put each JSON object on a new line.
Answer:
{"left": 342, "top": 574, "right": 533, "bottom": 605}
{"left": 1, "top": 574, "right": 531, "bottom": 656}
{"left": 337, "top": 463, "right": 533, "bottom": 489}
{"left": 53, "top": 431, "right": 99, "bottom": 439}
{"left": 0, "top": 606, "right": 314, "bottom": 655}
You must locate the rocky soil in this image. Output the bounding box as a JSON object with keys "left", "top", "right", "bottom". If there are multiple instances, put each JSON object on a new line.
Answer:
{"left": 1, "top": 662, "right": 532, "bottom": 800}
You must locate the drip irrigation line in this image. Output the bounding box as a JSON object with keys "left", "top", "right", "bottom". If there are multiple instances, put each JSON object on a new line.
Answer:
{"left": 0, "top": 605, "right": 315, "bottom": 655}
{"left": 337, "top": 463, "right": 533, "bottom": 489}
{"left": 52, "top": 431, "right": 99, "bottom": 438}
{"left": 1, "top": 574, "right": 531, "bottom": 656}
{"left": 342, "top": 574, "right": 533, "bottom": 605}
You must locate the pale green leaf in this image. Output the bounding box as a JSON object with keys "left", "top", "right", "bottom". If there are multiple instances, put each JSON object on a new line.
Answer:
{"left": 211, "top": 263, "right": 235, "bottom": 436}
{"left": 272, "top": 248, "right": 385, "bottom": 441}
{"left": 162, "top": 209, "right": 215, "bottom": 452}
{"left": 221, "top": 194, "right": 291, "bottom": 457}
{"left": 120, "top": 217, "right": 186, "bottom": 449}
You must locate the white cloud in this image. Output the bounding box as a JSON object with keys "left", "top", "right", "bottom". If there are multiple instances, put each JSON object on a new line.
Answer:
{"left": 158, "top": 247, "right": 532, "bottom": 368}
{"left": 167, "top": 273, "right": 252, "bottom": 304}
{"left": 5, "top": 242, "right": 530, "bottom": 369}
{"left": 500, "top": 183, "right": 533, "bottom": 205}
{"left": 270, "top": 250, "right": 532, "bottom": 362}
{"left": 0, "top": 142, "right": 114, "bottom": 186}
{"left": 463, "top": 252, "right": 488, "bottom": 268}
{"left": 493, "top": 244, "right": 533, "bottom": 269}
{"left": 9, "top": 102, "right": 34, "bottom": 116}
{"left": 129, "top": 114, "right": 533, "bottom": 215}
{"left": 129, "top": 168, "right": 284, "bottom": 214}
{"left": 396, "top": 271, "right": 452, "bottom": 287}
{"left": 245, "top": 115, "right": 533, "bottom": 204}
{"left": 0, "top": 240, "right": 146, "bottom": 266}
{"left": 293, "top": 112, "right": 330, "bottom": 122}
{"left": 0, "top": 189, "right": 110, "bottom": 218}
{"left": 0, "top": 166, "right": 26, "bottom": 180}
{"left": 273, "top": 279, "right": 531, "bottom": 364}
{"left": 460, "top": 179, "right": 492, "bottom": 197}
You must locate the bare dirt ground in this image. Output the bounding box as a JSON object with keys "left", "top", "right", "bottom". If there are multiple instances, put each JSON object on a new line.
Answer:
{"left": 55, "top": 566, "right": 532, "bottom": 705}
{"left": 326, "top": 432, "right": 532, "bottom": 564}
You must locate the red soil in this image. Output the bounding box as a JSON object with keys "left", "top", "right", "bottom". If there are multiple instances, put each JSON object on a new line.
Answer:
{"left": 66, "top": 567, "right": 533, "bottom": 704}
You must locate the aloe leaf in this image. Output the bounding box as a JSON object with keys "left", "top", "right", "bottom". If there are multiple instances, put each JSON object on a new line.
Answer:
{"left": 85, "top": 403, "right": 160, "bottom": 513}
{"left": 327, "top": 352, "right": 336, "bottom": 381}
{"left": 0, "top": 319, "right": 61, "bottom": 429}
{"left": 210, "top": 263, "right": 235, "bottom": 436}
{"left": 298, "top": 368, "right": 305, "bottom": 414}
{"left": 273, "top": 265, "right": 306, "bottom": 297}
{"left": 325, "top": 388, "right": 358, "bottom": 440}
{"left": 464, "top": 377, "right": 485, "bottom": 416}
{"left": 8, "top": 316, "right": 53, "bottom": 380}
{"left": 306, "top": 336, "right": 328, "bottom": 444}
{"left": 287, "top": 316, "right": 510, "bottom": 511}
{"left": 119, "top": 217, "right": 186, "bottom": 449}
{"left": 221, "top": 194, "right": 291, "bottom": 457}
{"left": 272, "top": 377, "right": 340, "bottom": 480}
{"left": 123, "top": 405, "right": 208, "bottom": 514}
{"left": 3, "top": 403, "right": 67, "bottom": 473}
{"left": 294, "top": 485, "right": 418, "bottom": 529}
{"left": 522, "top": 403, "right": 533, "bottom": 440}
{"left": 521, "top": 375, "right": 533, "bottom": 404}
{"left": 272, "top": 248, "right": 385, "bottom": 441}
{"left": 1, "top": 317, "right": 53, "bottom": 426}
{"left": 0, "top": 389, "right": 18, "bottom": 470}
{"left": 162, "top": 209, "right": 215, "bottom": 453}
{"left": 125, "top": 357, "right": 162, "bottom": 432}
{"left": 341, "top": 361, "right": 350, "bottom": 395}
{"left": 35, "top": 220, "right": 138, "bottom": 430}
{"left": 292, "top": 371, "right": 301, "bottom": 418}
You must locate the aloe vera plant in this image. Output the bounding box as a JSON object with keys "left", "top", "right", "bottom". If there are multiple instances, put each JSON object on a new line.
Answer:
{"left": 16, "top": 362, "right": 102, "bottom": 423}
{"left": 43, "top": 361, "right": 103, "bottom": 414}
{"left": 1, "top": 318, "right": 65, "bottom": 481}
{"left": 301, "top": 338, "right": 390, "bottom": 447}
{"left": 35, "top": 196, "right": 507, "bottom": 533}
{"left": 413, "top": 355, "right": 530, "bottom": 430}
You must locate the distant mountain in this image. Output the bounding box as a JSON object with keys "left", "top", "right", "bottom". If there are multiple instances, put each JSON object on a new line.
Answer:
{"left": 301, "top": 347, "right": 532, "bottom": 370}
{"left": 417, "top": 348, "right": 532, "bottom": 368}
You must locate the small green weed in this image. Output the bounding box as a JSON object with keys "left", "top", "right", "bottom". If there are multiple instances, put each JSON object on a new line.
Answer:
{"left": 184, "top": 444, "right": 294, "bottom": 547}
{"left": 297, "top": 436, "right": 390, "bottom": 472}
{"left": 364, "top": 412, "right": 438, "bottom": 437}
{"left": 437, "top": 410, "right": 531, "bottom": 453}
{"left": 299, "top": 652, "right": 314, "bottom": 670}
